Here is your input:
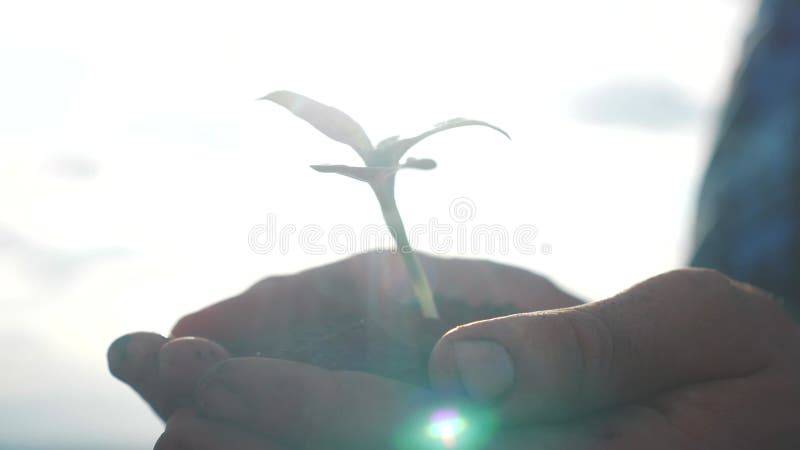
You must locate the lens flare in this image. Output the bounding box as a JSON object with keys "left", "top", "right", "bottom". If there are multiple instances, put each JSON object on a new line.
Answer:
{"left": 426, "top": 408, "right": 468, "bottom": 448}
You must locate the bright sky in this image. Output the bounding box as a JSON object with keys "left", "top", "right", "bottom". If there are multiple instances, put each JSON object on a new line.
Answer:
{"left": 0, "top": 1, "right": 755, "bottom": 448}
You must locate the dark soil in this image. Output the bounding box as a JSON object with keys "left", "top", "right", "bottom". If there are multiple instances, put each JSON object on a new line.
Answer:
{"left": 257, "top": 296, "right": 521, "bottom": 387}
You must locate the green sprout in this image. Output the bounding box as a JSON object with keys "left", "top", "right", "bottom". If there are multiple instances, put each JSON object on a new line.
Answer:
{"left": 262, "top": 90, "right": 509, "bottom": 319}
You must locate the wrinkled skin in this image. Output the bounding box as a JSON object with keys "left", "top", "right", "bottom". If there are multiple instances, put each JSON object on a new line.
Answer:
{"left": 108, "top": 253, "right": 800, "bottom": 449}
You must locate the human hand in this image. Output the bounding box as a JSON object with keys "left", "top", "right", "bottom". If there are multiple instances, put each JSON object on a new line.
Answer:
{"left": 427, "top": 268, "right": 800, "bottom": 449}
{"left": 163, "top": 269, "right": 800, "bottom": 449}
{"left": 107, "top": 251, "right": 579, "bottom": 422}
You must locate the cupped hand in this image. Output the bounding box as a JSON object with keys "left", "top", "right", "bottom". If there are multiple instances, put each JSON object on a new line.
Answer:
{"left": 107, "top": 251, "right": 580, "bottom": 421}
{"left": 161, "top": 269, "right": 800, "bottom": 449}
{"left": 428, "top": 268, "right": 800, "bottom": 449}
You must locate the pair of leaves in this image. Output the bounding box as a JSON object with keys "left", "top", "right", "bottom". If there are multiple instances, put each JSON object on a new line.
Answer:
{"left": 310, "top": 158, "right": 437, "bottom": 185}
{"left": 261, "top": 90, "right": 510, "bottom": 172}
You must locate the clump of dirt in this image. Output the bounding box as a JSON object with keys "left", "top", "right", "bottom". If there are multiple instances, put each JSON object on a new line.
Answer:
{"left": 258, "top": 296, "right": 520, "bottom": 387}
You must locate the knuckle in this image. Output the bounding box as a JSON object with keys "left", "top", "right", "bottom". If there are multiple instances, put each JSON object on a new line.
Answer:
{"left": 560, "top": 310, "right": 616, "bottom": 399}
{"left": 502, "top": 310, "right": 616, "bottom": 410}
{"left": 246, "top": 274, "right": 286, "bottom": 294}
{"left": 658, "top": 268, "right": 796, "bottom": 349}
{"left": 665, "top": 267, "right": 731, "bottom": 290}
{"left": 660, "top": 268, "right": 765, "bottom": 311}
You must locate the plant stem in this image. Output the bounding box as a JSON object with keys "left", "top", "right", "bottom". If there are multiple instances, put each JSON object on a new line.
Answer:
{"left": 373, "top": 179, "right": 440, "bottom": 319}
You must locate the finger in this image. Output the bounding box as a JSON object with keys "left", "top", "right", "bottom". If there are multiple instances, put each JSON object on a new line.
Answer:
{"left": 429, "top": 268, "right": 794, "bottom": 423}
{"left": 155, "top": 408, "right": 286, "bottom": 450}
{"left": 169, "top": 266, "right": 350, "bottom": 353}
{"left": 108, "top": 333, "right": 230, "bottom": 420}
{"left": 419, "top": 253, "right": 583, "bottom": 313}
{"left": 108, "top": 332, "right": 173, "bottom": 420}
{"left": 169, "top": 287, "right": 273, "bottom": 351}
{"left": 195, "top": 357, "right": 432, "bottom": 449}
{"left": 335, "top": 251, "right": 581, "bottom": 314}
{"left": 158, "top": 337, "right": 230, "bottom": 398}
{"left": 168, "top": 251, "right": 409, "bottom": 349}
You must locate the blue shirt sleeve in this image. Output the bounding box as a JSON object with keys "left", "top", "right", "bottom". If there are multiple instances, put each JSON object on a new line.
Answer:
{"left": 692, "top": 0, "right": 800, "bottom": 319}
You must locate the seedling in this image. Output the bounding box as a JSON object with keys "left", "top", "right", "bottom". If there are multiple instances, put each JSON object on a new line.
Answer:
{"left": 262, "top": 90, "right": 509, "bottom": 319}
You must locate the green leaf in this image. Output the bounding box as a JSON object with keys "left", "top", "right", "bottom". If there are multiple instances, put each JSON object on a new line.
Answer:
{"left": 401, "top": 157, "right": 437, "bottom": 170}
{"left": 310, "top": 164, "right": 398, "bottom": 184}
{"left": 377, "top": 118, "right": 510, "bottom": 165}
{"left": 262, "top": 91, "right": 374, "bottom": 163}
{"left": 310, "top": 159, "right": 436, "bottom": 184}
{"left": 376, "top": 135, "right": 400, "bottom": 151}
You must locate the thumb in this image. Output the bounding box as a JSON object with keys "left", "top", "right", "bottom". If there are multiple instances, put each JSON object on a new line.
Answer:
{"left": 429, "top": 269, "right": 792, "bottom": 423}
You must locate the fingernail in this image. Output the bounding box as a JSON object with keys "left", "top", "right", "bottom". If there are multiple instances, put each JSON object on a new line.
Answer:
{"left": 107, "top": 335, "right": 131, "bottom": 377}
{"left": 158, "top": 338, "right": 229, "bottom": 385}
{"left": 197, "top": 378, "right": 250, "bottom": 421}
{"left": 453, "top": 340, "right": 514, "bottom": 401}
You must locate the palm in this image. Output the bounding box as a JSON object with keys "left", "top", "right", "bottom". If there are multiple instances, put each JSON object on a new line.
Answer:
{"left": 110, "top": 251, "right": 580, "bottom": 421}
{"left": 172, "top": 252, "right": 579, "bottom": 384}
